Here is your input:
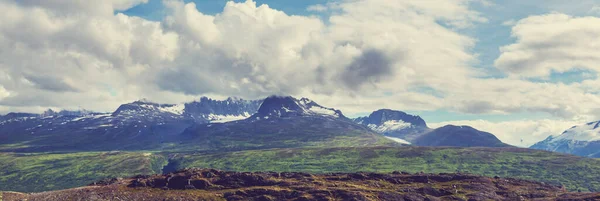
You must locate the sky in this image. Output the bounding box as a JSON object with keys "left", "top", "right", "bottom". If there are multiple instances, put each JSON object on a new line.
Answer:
{"left": 2, "top": 0, "right": 600, "bottom": 147}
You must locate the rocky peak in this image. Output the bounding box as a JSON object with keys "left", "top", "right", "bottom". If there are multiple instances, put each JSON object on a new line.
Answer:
{"left": 111, "top": 100, "right": 184, "bottom": 117}
{"left": 251, "top": 96, "right": 344, "bottom": 119}
{"left": 354, "top": 109, "right": 429, "bottom": 142}
{"left": 356, "top": 109, "right": 427, "bottom": 128}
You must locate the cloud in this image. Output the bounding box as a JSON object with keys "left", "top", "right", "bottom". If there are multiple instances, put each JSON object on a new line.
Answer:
{"left": 340, "top": 50, "right": 393, "bottom": 90}
{"left": 429, "top": 119, "right": 581, "bottom": 147}
{"left": 0, "top": 0, "right": 182, "bottom": 111}
{"left": 156, "top": 0, "right": 484, "bottom": 98}
{"left": 23, "top": 74, "right": 78, "bottom": 92}
{"left": 307, "top": 4, "right": 328, "bottom": 12}
{"left": 590, "top": 6, "right": 600, "bottom": 15}
{"left": 0, "top": 86, "right": 9, "bottom": 100}
{"left": 495, "top": 13, "right": 600, "bottom": 78}
{"left": 502, "top": 19, "right": 516, "bottom": 26}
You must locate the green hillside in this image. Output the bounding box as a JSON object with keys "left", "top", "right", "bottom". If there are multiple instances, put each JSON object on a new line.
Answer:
{"left": 2, "top": 146, "right": 600, "bottom": 193}
{"left": 0, "top": 152, "right": 167, "bottom": 192}
{"left": 171, "top": 146, "right": 600, "bottom": 192}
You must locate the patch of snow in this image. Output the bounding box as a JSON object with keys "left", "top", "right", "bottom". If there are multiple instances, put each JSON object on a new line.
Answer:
{"left": 159, "top": 104, "right": 185, "bottom": 115}
{"left": 209, "top": 113, "right": 250, "bottom": 123}
{"left": 307, "top": 106, "right": 338, "bottom": 117}
{"left": 384, "top": 136, "right": 411, "bottom": 144}
{"left": 71, "top": 113, "right": 110, "bottom": 122}
{"left": 93, "top": 114, "right": 111, "bottom": 119}
{"left": 84, "top": 124, "right": 113, "bottom": 129}
{"left": 72, "top": 116, "right": 89, "bottom": 121}
{"left": 551, "top": 121, "right": 600, "bottom": 142}
{"left": 368, "top": 120, "right": 412, "bottom": 133}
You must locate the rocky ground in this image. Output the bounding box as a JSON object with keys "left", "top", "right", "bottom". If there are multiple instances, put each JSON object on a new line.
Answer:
{"left": 3, "top": 168, "right": 600, "bottom": 201}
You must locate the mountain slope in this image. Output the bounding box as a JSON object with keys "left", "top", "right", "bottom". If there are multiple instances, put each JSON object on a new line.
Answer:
{"left": 531, "top": 121, "right": 600, "bottom": 157}
{"left": 354, "top": 109, "right": 430, "bottom": 142}
{"left": 412, "top": 125, "right": 512, "bottom": 147}
{"left": 0, "top": 152, "right": 166, "bottom": 193}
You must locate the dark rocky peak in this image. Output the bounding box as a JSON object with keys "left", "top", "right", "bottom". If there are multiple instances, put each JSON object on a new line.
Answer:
{"left": 251, "top": 96, "right": 344, "bottom": 119}
{"left": 356, "top": 109, "right": 427, "bottom": 128}
{"left": 413, "top": 125, "right": 511, "bottom": 147}
{"left": 184, "top": 97, "right": 262, "bottom": 117}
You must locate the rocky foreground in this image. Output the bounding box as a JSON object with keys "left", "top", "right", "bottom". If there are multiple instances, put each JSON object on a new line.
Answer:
{"left": 3, "top": 169, "right": 600, "bottom": 201}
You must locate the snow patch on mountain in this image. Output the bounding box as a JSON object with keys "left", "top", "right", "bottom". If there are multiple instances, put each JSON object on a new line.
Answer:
{"left": 159, "top": 104, "right": 185, "bottom": 115}
{"left": 208, "top": 112, "right": 251, "bottom": 123}
{"left": 296, "top": 98, "right": 341, "bottom": 117}
{"left": 384, "top": 136, "right": 411, "bottom": 144}
{"left": 368, "top": 120, "right": 412, "bottom": 133}
{"left": 551, "top": 121, "right": 600, "bottom": 142}
{"left": 252, "top": 96, "right": 344, "bottom": 119}
{"left": 307, "top": 106, "right": 339, "bottom": 117}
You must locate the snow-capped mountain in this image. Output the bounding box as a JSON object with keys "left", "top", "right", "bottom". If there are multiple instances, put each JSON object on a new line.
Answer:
{"left": 531, "top": 121, "right": 600, "bottom": 158}
{"left": 354, "top": 109, "right": 429, "bottom": 142}
{"left": 0, "top": 97, "right": 263, "bottom": 152}
{"left": 109, "top": 97, "right": 262, "bottom": 123}
{"left": 250, "top": 96, "right": 345, "bottom": 120}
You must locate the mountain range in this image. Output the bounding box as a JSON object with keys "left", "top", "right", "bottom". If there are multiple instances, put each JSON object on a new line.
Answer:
{"left": 4, "top": 95, "right": 600, "bottom": 194}
{"left": 0, "top": 95, "right": 510, "bottom": 153}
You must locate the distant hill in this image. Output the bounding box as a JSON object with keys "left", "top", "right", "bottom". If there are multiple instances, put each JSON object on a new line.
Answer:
{"left": 412, "top": 125, "right": 512, "bottom": 147}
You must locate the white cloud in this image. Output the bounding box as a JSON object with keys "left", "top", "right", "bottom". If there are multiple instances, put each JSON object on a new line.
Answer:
{"left": 155, "top": 0, "right": 486, "bottom": 101}
{"left": 502, "top": 19, "right": 516, "bottom": 26}
{"left": 0, "top": 0, "right": 183, "bottom": 112}
{"left": 429, "top": 119, "right": 581, "bottom": 147}
{"left": 307, "top": 4, "right": 328, "bottom": 12}
{"left": 0, "top": 86, "right": 9, "bottom": 100}
{"left": 495, "top": 13, "right": 600, "bottom": 78}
